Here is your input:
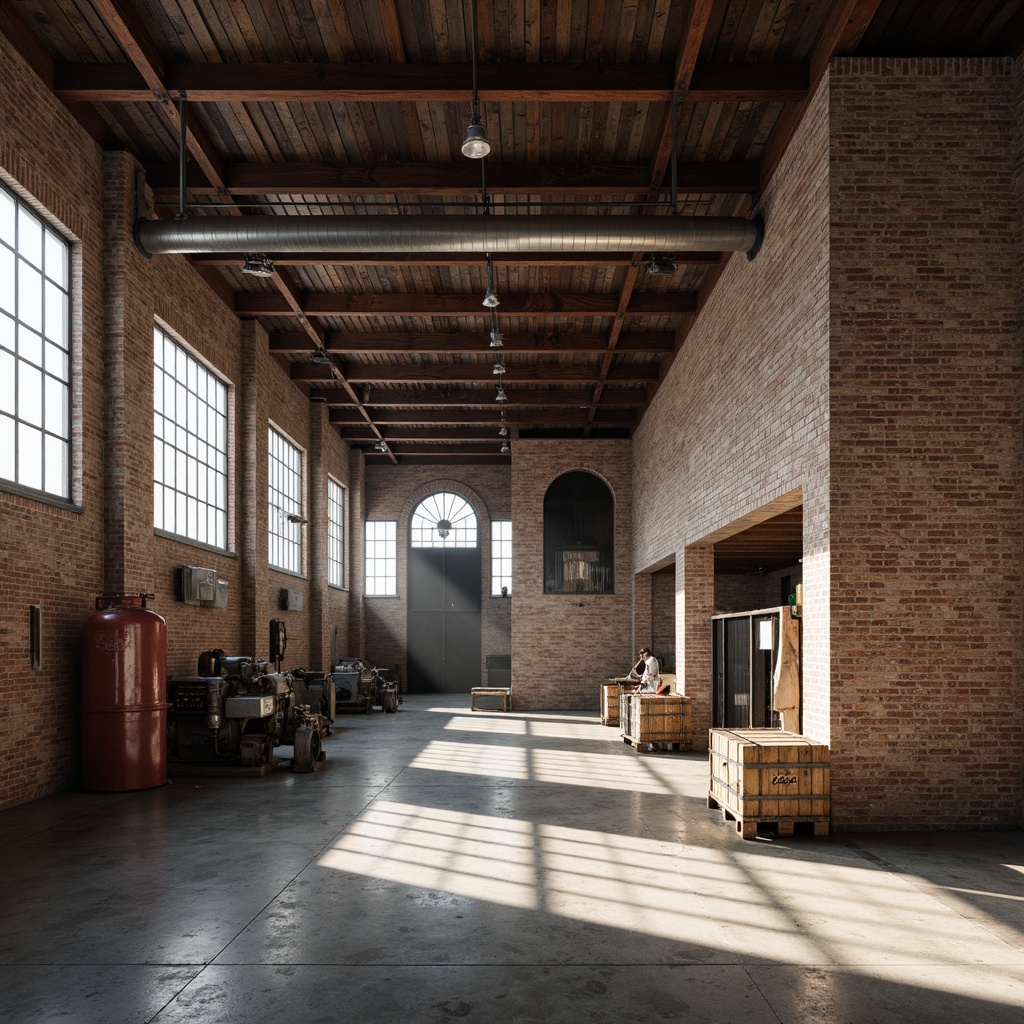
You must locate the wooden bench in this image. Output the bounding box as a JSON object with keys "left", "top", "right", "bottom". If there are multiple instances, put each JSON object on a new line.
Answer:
{"left": 471, "top": 687, "right": 512, "bottom": 712}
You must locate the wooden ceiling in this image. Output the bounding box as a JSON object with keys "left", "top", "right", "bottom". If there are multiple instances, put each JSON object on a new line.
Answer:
{"left": 5, "top": 0, "right": 1024, "bottom": 465}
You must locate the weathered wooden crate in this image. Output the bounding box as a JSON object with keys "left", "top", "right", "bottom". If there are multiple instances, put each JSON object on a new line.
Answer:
{"left": 708, "top": 728, "right": 830, "bottom": 839}
{"left": 600, "top": 680, "right": 628, "bottom": 726}
{"left": 620, "top": 693, "right": 692, "bottom": 751}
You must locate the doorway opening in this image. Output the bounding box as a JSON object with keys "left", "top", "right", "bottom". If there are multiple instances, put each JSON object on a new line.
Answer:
{"left": 407, "top": 492, "right": 482, "bottom": 693}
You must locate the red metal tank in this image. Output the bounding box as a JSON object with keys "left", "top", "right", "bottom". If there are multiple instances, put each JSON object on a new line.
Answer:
{"left": 81, "top": 594, "right": 169, "bottom": 791}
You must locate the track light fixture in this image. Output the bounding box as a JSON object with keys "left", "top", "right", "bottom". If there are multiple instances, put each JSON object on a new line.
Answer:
{"left": 241, "top": 253, "right": 274, "bottom": 277}
{"left": 492, "top": 359, "right": 505, "bottom": 375}
{"left": 496, "top": 384, "right": 506, "bottom": 402}
{"left": 461, "top": 0, "right": 490, "bottom": 160}
{"left": 482, "top": 256, "right": 499, "bottom": 307}
{"left": 499, "top": 425, "right": 508, "bottom": 437}
{"left": 374, "top": 439, "right": 388, "bottom": 453}
{"left": 500, "top": 440, "right": 510, "bottom": 454}
{"left": 489, "top": 328, "right": 504, "bottom": 348}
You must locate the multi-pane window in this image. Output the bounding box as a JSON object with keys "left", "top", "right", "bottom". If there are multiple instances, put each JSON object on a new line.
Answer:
{"left": 410, "top": 491, "right": 478, "bottom": 548}
{"left": 365, "top": 520, "right": 397, "bottom": 595}
{"left": 153, "top": 325, "right": 229, "bottom": 548}
{"left": 0, "top": 181, "right": 71, "bottom": 499}
{"left": 268, "top": 425, "right": 304, "bottom": 573}
{"left": 491, "top": 519, "right": 512, "bottom": 596}
{"left": 328, "top": 477, "right": 345, "bottom": 588}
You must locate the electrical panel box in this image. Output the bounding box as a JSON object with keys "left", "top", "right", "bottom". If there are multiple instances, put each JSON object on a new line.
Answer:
{"left": 176, "top": 566, "right": 229, "bottom": 608}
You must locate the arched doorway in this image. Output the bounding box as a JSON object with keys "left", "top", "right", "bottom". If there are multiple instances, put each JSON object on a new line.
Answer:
{"left": 407, "top": 492, "right": 482, "bottom": 693}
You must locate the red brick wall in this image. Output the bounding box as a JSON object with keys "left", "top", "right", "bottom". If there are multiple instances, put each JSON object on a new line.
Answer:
{"left": 362, "top": 464, "right": 512, "bottom": 685}
{"left": 511, "top": 440, "right": 633, "bottom": 710}
{"left": 0, "top": 41, "right": 355, "bottom": 808}
{"left": 633, "top": 76, "right": 832, "bottom": 747}
{"left": 0, "top": 35, "right": 107, "bottom": 808}
{"left": 828, "top": 58, "right": 1022, "bottom": 829}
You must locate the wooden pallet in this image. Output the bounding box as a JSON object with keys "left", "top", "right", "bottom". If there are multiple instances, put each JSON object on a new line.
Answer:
{"left": 707, "top": 792, "right": 830, "bottom": 839}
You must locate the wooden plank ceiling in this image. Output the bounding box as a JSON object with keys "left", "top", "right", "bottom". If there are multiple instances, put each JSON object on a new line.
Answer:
{"left": 5, "top": 0, "right": 1023, "bottom": 466}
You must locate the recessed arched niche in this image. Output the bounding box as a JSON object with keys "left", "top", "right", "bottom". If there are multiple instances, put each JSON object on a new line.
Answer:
{"left": 543, "top": 471, "right": 614, "bottom": 594}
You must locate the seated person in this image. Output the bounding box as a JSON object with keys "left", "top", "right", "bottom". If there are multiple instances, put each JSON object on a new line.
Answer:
{"left": 628, "top": 647, "right": 664, "bottom": 693}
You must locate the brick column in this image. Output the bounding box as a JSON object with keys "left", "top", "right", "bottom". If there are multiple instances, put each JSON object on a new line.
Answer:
{"left": 307, "top": 399, "right": 328, "bottom": 670}
{"left": 681, "top": 542, "right": 714, "bottom": 747}
{"left": 239, "top": 320, "right": 261, "bottom": 655}
{"left": 348, "top": 447, "right": 366, "bottom": 659}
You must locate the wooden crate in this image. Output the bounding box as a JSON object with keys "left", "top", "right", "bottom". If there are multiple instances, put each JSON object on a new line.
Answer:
{"left": 708, "top": 728, "right": 830, "bottom": 839}
{"left": 620, "top": 693, "right": 692, "bottom": 751}
{"left": 600, "top": 679, "right": 629, "bottom": 726}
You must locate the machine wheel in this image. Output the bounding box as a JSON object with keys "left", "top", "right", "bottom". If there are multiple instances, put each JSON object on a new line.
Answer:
{"left": 382, "top": 687, "right": 398, "bottom": 713}
{"left": 292, "top": 725, "right": 324, "bottom": 772}
{"left": 240, "top": 735, "right": 270, "bottom": 768}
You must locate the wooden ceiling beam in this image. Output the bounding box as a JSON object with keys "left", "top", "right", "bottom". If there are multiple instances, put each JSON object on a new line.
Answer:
{"left": 329, "top": 407, "right": 636, "bottom": 426}
{"left": 53, "top": 60, "right": 807, "bottom": 105}
{"left": 315, "top": 386, "right": 645, "bottom": 407}
{"left": 291, "top": 362, "right": 660, "bottom": 385}
{"left": 269, "top": 330, "right": 675, "bottom": 355}
{"left": 237, "top": 292, "right": 697, "bottom": 317}
{"left": 146, "top": 159, "right": 760, "bottom": 197}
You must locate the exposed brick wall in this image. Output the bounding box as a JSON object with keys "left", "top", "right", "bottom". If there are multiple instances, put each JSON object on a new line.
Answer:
{"left": 828, "top": 58, "right": 1023, "bottom": 829}
{"left": 632, "top": 76, "right": 832, "bottom": 748}
{"left": 0, "top": 43, "right": 356, "bottom": 808}
{"left": 362, "top": 464, "right": 512, "bottom": 685}
{"left": 511, "top": 440, "right": 633, "bottom": 710}
{"left": 0, "top": 34, "right": 107, "bottom": 808}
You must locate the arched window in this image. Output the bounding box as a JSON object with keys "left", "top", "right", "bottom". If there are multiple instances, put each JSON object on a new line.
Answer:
{"left": 410, "top": 491, "right": 478, "bottom": 548}
{"left": 543, "top": 471, "right": 614, "bottom": 594}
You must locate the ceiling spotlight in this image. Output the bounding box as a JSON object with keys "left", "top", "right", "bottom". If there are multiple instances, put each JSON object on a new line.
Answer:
{"left": 499, "top": 425, "right": 508, "bottom": 437}
{"left": 492, "top": 359, "right": 505, "bottom": 375}
{"left": 489, "top": 328, "right": 504, "bottom": 348}
{"left": 500, "top": 440, "right": 510, "bottom": 454}
{"left": 310, "top": 348, "right": 332, "bottom": 364}
{"left": 482, "top": 287, "right": 500, "bottom": 308}
{"left": 645, "top": 254, "right": 678, "bottom": 276}
{"left": 241, "top": 253, "right": 275, "bottom": 277}
{"left": 461, "top": 115, "right": 490, "bottom": 159}
{"left": 496, "top": 384, "right": 506, "bottom": 402}
{"left": 374, "top": 439, "right": 388, "bottom": 453}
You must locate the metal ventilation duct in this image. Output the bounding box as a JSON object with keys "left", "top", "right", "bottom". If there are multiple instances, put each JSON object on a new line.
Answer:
{"left": 135, "top": 214, "right": 764, "bottom": 260}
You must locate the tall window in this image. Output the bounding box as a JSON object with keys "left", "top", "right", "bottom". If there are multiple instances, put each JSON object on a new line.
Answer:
{"left": 0, "top": 181, "right": 71, "bottom": 499}
{"left": 153, "top": 325, "right": 229, "bottom": 548}
{"left": 543, "top": 471, "right": 614, "bottom": 594}
{"left": 410, "top": 491, "right": 477, "bottom": 548}
{"left": 268, "top": 425, "right": 304, "bottom": 574}
{"left": 491, "top": 520, "right": 512, "bottom": 596}
{"left": 328, "top": 477, "right": 345, "bottom": 588}
{"left": 365, "top": 520, "right": 397, "bottom": 595}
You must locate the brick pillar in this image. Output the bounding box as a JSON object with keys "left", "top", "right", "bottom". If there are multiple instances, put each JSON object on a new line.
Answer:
{"left": 239, "top": 320, "right": 261, "bottom": 655}
{"left": 348, "top": 447, "right": 366, "bottom": 659}
{"left": 633, "top": 572, "right": 653, "bottom": 655}
{"left": 307, "top": 399, "right": 328, "bottom": 670}
{"left": 681, "top": 542, "right": 714, "bottom": 747}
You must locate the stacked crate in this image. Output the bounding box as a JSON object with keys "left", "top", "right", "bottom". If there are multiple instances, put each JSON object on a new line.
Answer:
{"left": 600, "top": 679, "right": 629, "bottom": 726}
{"left": 620, "top": 693, "right": 692, "bottom": 751}
{"left": 708, "top": 728, "right": 830, "bottom": 839}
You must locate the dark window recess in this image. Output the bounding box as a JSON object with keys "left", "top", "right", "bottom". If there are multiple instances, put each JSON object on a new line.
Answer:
{"left": 543, "top": 471, "right": 614, "bottom": 594}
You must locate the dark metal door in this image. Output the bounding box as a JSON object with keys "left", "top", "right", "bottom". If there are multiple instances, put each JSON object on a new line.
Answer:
{"left": 408, "top": 547, "right": 482, "bottom": 693}
{"left": 723, "top": 616, "right": 750, "bottom": 727}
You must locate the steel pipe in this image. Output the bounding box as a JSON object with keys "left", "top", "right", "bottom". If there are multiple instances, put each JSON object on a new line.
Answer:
{"left": 135, "top": 214, "right": 764, "bottom": 259}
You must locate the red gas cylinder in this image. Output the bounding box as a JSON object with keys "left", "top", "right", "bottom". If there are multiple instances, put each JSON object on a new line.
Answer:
{"left": 81, "top": 594, "right": 169, "bottom": 791}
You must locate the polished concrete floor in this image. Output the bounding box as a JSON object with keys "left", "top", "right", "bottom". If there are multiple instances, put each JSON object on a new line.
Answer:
{"left": 1, "top": 695, "right": 1023, "bottom": 1023}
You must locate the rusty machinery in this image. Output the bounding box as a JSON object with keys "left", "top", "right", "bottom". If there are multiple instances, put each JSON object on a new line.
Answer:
{"left": 167, "top": 649, "right": 334, "bottom": 774}
{"left": 331, "top": 658, "right": 400, "bottom": 714}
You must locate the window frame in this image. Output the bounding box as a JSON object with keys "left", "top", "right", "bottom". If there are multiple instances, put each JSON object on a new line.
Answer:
{"left": 327, "top": 476, "right": 346, "bottom": 589}
{"left": 490, "top": 519, "right": 512, "bottom": 596}
{"left": 0, "top": 178, "right": 72, "bottom": 502}
{"left": 364, "top": 519, "right": 398, "bottom": 596}
{"left": 267, "top": 423, "right": 305, "bottom": 575}
{"left": 153, "top": 322, "right": 231, "bottom": 551}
